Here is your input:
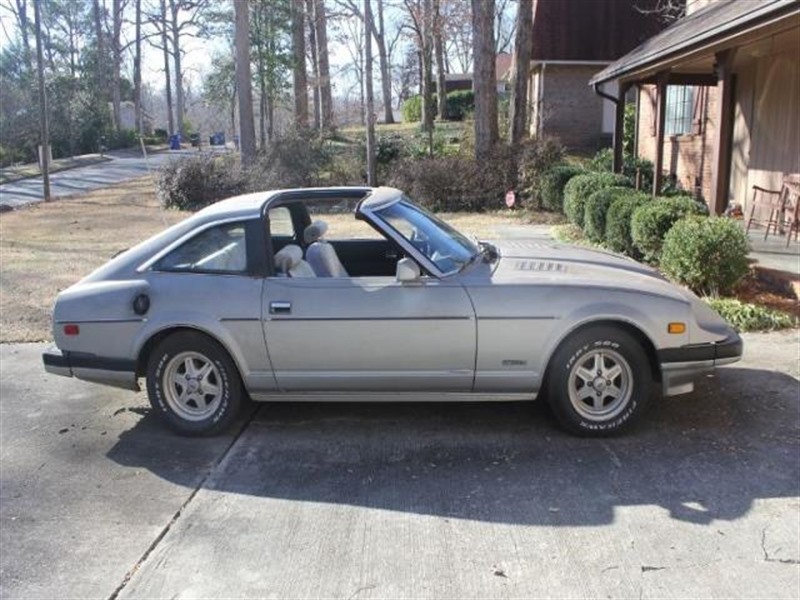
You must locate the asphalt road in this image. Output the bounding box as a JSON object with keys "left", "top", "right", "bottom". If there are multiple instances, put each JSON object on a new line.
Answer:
{"left": 0, "top": 148, "right": 223, "bottom": 209}
{"left": 1, "top": 332, "right": 798, "bottom": 599}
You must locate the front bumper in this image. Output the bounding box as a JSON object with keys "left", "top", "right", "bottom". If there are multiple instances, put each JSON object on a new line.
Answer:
{"left": 658, "top": 334, "right": 743, "bottom": 396}
{"left": 42, "top": 348, "right": 140, "bottom": 391}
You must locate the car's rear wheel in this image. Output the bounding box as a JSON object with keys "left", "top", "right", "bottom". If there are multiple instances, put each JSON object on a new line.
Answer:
{"left": 546, "top": 326, "right": 652, "bottom": 436}
{"left": 146, "top": 331, "right": 242, "bottom": 436}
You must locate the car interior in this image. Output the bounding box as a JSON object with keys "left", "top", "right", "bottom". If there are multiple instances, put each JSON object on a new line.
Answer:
{"left": 268, "top": 199, "right": 407, "bottom": 278}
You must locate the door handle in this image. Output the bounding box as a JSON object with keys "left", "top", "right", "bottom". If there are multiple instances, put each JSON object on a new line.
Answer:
{"left": 386, "top": 249, "right": 399, "bottom": 259}
{"left": 270, "top": 301, "right": 292, "bottom": 315}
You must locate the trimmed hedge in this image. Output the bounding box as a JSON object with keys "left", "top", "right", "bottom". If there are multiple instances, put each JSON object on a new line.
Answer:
{"left": 605, "top": 192, "right": 651, "bottom": 257}
{"left": 631, "top": 195, "right": 707, "bottom": 263}
{"left": 540, "top": 164, "right": 584, "bottom": 212}
{"left": 583, "top": 186, "right": 638, "bottom": 243}
{"left": 563, "top": 172, "right": 632, "bottom": 228}
{"left": 401, "top": 91, "right": 475, "bottom": 122}
{"left": 661, "top": 216, "right": 749, "bottom": 295}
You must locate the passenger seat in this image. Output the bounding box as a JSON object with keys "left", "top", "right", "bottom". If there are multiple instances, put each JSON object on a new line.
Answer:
{"left": 305, "top": 221, "right": 349, "bottom": 277}
{"left": 273, "top": 244, "right": 316, "bottom": 278}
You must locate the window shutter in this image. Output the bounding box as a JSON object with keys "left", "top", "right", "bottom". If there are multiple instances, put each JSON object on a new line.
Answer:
{"left": 692, "top": 86, "right": 703, "bottom": 135}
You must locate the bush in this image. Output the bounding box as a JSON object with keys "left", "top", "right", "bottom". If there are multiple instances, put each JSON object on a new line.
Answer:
{"left": 631, "top": 195, "right": 708, "bottom": 263}
{"left": 515, "top": 137, "right": 564, "bottom": 206}
{"left": 446, "top": 90, "right": 474, "bottom": 120}
{"left": 563, "top": 172, "right": 631, "bottom": 228}
{"left": 540, "top": 165, "right": 584, "bottom": 212}
{"left": 583, "top": 186, "right": 640, "bottom": 243}
{"left": 402, "top": 95, "right": 423, "bottom": 122}
{"left": 660, "top": 216, "right": 750, "bottom": 295}
{"left": 248, "top": 132, "right": 331, "bottom": 190}
{"left": 589, "top": 147, "right": 655, "bottom": 192}
{"left": 703, "top": 298, "right": 797, "bottom": 332}
{"left": 157, "top": 154, "right": 246, "bottom": 211}
{"left": 605, "top": 192, "right": 651, "bottom": 257}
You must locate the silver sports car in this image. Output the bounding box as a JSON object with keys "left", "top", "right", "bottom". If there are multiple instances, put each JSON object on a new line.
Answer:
{"left": 43, "top": 186, "right": 742, "bottom": 436}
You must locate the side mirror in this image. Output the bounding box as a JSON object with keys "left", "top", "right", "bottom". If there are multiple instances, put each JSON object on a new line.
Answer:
{"left": 396, "top": 257, "right": 421, "bottom": 283}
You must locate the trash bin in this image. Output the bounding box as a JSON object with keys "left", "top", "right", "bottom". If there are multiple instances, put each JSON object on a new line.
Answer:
{"left": 189, "top": 133, "right": 200, "bottom": 147}
{"left": 169, "top": 134, "right": 181, "bottom": 150}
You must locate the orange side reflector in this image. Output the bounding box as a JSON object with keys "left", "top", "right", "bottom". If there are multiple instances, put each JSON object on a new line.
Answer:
{"left": 668, "top": 322, "right": 686, "bottom": 334}
{"left": 63, "top": 324, "right": 80, "bottom": 336}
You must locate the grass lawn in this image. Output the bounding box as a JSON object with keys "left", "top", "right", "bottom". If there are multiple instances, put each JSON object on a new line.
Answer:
{"left": 0, "top": 177, "right": 557, "bottom": 343}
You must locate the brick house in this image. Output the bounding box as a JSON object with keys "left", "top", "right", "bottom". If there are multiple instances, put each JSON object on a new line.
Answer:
{"left": 526, "top": 0, "right": 665, "bottom": 152}
{"left": 590, "top": 0, "right": 800, "bottom": 214}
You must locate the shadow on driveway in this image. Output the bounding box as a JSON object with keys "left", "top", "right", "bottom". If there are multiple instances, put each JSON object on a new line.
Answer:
{"left": 107, "top": 366, "right": 799, "bottom": 528}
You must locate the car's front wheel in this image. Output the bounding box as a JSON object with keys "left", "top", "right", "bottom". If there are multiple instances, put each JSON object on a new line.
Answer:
{"left": 546, "top": 326, "right": 652, "bottom": 436}
{"left": 146, "top": 331, "right": 242, "bottom": 436}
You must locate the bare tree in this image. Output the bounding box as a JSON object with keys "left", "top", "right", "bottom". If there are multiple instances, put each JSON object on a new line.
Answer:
{"left": 32, "top": 0, "right": 50, "bottom": 200}
{"left": 291, "top": 0, "right": 308, "bottom": 128}
{"left": 157, "top": 0, "right": 174, "bottom": 134}
{"left": 110, "top": 0, "right": 127, "bottom": 131}
{"left": 133, "top": 0, "right": 143, "bottom": 134}
{"left": 364, "top": 0, "right": 376, "bottom": 185}
{"left": 508, "top": 0, "right": 531, "bottom": 144}
{"left": 635, "top": 0, "right": 685, "bottom": 23}
{"left": 306, "top": 0, "right": 321, "bottom": 129}
{"left": 494, "top": 0, "right": 515, "bottom": 54}
{"left": 234, "top": 0, "right": 255, "bottom": 165}
{"left": 471, "top": 0, "right": 498, "bottom": 159}
{"left": 433, "top": 0, "right": 447, "bottom": 120}
{"left": 312, "top": 0, "right": 334, "bottom": 129}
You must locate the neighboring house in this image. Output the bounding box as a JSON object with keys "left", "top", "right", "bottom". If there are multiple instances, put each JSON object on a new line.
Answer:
{"left": 436, "top": 53, "right": 513, "bottom": 95}
{"left": 590, "top": 0, "right": 799, "bottom": 214}
{"left": 527, "top": 0, "right": 665, "bottom": 151}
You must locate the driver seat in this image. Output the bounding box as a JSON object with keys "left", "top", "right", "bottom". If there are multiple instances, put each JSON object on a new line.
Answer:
{"left": 305, "top": 221, "right": 349, "bottom": 277}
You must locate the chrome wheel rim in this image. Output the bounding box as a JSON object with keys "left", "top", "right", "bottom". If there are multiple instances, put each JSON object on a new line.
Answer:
{"left": 568, "top": 348, "right": 633, "bottom": 422}
{"left": 163, "top": 351, "right": 223, "bottom": 421}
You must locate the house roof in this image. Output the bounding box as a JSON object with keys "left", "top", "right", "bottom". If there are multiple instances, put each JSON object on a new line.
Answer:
{"left": 531, "top": 0, "right": 665, "bottom": 62}
{"left": 590, "top": 0, "right": 800, "bottom": 84}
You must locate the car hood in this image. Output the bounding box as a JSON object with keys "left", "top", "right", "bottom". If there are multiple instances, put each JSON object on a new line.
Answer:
{"left": 483, "top": 239, "right": 688, "bottom": 303}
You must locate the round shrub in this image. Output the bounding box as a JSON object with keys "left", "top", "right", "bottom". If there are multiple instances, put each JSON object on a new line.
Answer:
{"left": 583, "top": 186, "right": 639, "bottom": 243}
{"left": 631, "top": 195, "right": 707, "bottom": 263}
{"left": 563, "top": 172, "right": 631, "bottom": 227}
{"left": 605, "top": 192, "right": 651, "bottom": 257}
{"left": 401, "top": 95, "right": 423, "bottom": 122}
{"left": 157, "top": 154, "right": 246, "bottom": 211}
{"left": 540, "top": 164, "right": 584, "bottom": 212}
{"left": 661, "top": 216, "right": 750, "bottom": 295}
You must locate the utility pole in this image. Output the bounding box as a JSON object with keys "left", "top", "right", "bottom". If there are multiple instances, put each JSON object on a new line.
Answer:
{"left": 364, "top": 0, "right": 377, "bottom": 186}
{"left": 33, "top": 0, "right": 51, "bottom": 202}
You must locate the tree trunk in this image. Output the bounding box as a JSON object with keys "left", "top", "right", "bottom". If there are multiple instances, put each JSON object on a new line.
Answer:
{"left": 433, "top": 0, "right": 447, "bottom": 120}
{"left": 235, "top": 0, "right": 256, "bottom": 165}
{"left": 509, "top": 0, "right": 532, "bottom": 144}
{"left": 14, "top": 0, "right": 33, "bottom": 74}
{"left": 306, "top": 0, "right": 321, "bottom": 130}
{"left": 374, "top": 0, "right": 393, "bottom": 124}
{"left": 133, "top": 0, "right": 143, "bottom": 134}
{"left": 364, "top": 0, "right": 377, "bottom": 186}
{"left": 471, "top": 0, "right": 498, "bottom": 159}
{"left": 313, "top": 0, "right": 333, "bottom": 130}
{"left": 291, "top": 0, "right": 308, "bottom": 129}
{"left": 111, "top": 0, "right": 123, "bottom": 131}
{"left": 92, "top": 0, "right": 105, "bottom": 96}
{"left": 33, "top": 0, "right": 50, "bottom": 200}
{"left": 169, "top": 0, "right": 185, "bottom": 137}
{"left": 420, "top": 0, "right": 434, "bottom": 133}
{"left": 160, "top": 0, "right": 174, "bottom": 135}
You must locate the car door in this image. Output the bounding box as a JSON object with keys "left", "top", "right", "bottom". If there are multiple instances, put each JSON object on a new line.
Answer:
{"left": 261, "top": 274, "right": 476, "bottom": 392}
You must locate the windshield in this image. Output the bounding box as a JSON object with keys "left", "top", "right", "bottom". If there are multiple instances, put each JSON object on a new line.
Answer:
{"left": 372, "top": 198, "right": 479, "bottom": 274}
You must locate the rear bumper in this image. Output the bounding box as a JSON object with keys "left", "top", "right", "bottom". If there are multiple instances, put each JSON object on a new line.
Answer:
{"left": 42, "top": 348, "right": 139, "bottom": 391}
{"left": 658, "top": 334, "right": 743, "bottom": 396}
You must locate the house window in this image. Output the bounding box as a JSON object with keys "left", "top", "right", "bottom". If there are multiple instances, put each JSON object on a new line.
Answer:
{"left": 665, "top": 85, "right": 694, "bottom": 135}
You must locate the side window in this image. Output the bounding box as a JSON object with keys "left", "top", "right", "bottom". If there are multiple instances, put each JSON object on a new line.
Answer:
{"left": 156, "top": 222, "right": 248, "bottom": 274}
{"left": 268, "top": 207, "right": 294, "bottom": 237}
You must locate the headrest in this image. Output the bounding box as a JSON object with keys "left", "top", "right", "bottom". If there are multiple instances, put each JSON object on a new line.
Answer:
{"left": 304, "top": 220, "right": 329, "bottom": 244}
{"left": 273, "top": 244, "right": 303, "bottom": 273}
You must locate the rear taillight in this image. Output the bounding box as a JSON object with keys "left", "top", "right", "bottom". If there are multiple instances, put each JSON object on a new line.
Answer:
{"left": 63, "top": 324, "right": 80, "bottom": 336}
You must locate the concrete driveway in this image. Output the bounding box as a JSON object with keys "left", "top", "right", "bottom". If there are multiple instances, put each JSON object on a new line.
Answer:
{"left": 1, "top": 332, "right": 798, "bottom": 599}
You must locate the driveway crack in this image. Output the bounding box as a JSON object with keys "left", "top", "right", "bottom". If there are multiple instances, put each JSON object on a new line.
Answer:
{"left": 107, "top": 406, "right": 260, "bottom": 600}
